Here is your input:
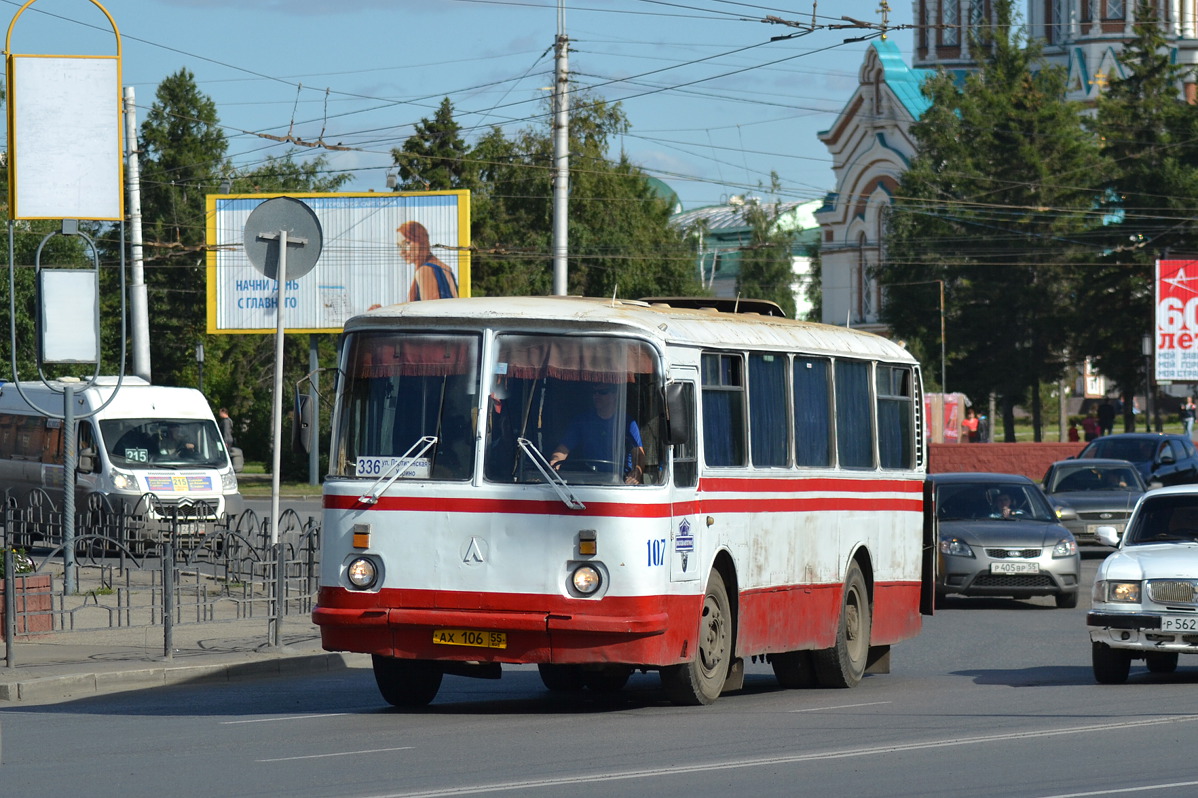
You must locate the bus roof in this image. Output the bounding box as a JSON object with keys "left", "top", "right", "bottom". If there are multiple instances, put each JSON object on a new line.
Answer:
{"left": 345, "top": 296, "right": 916, "bottom": 364}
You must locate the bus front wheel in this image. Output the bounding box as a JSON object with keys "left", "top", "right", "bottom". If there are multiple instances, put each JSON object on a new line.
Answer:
{"left": 372, "top": 655, "right": 443, "bottom": 707}
{"left": 661, "top": 570, "right": 732, "bottom": 706}
{"left": 813, "top": 561, "right": 871, "bottom": 688}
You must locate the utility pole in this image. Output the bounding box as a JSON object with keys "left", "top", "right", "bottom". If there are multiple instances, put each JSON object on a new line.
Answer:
{"left": 551, "top": 1, "right": 569, "bottom": 296}
{"left": 124, "top": 86, "right": 151, "bottom": 382}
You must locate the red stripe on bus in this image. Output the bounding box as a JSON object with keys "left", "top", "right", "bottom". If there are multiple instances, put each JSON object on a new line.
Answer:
{"left": 323, "top": 494, "right": 922, "bottom": 516}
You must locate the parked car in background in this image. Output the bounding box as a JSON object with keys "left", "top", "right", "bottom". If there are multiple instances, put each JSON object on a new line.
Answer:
{"left": 1077, "top": 433, "right": 1198, "bottom": 487}
{"left": 930, "top": 473, "right": 1081, "bottom": 608}
{"left": 1041, "top": 458, "right": 1147, "bottom": 545}
{"left": 1088, "top": 485, "right": 1198, "bottom": 683}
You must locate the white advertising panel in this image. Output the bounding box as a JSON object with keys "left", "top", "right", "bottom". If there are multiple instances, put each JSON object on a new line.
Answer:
{"left": 1155, "top": 259, "right": 1198, "bottom": 382}
{"left": 8, "top": 55, "right": 123, "bottom": 220}
{"left": 206, "top": 191, "right": 470, "bottom": 334}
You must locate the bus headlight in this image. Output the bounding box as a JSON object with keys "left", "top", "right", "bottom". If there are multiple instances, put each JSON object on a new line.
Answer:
{"left": 571, "top": 565, "right": 602, "bottom": 595}
{"left": 347, "top": 557, "right": 378, "bottom": 589}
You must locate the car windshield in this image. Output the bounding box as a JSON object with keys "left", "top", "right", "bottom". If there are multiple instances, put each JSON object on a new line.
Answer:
{"left": 1048, "top": 465, "right": 1142, "bottom": 493}
{"left": 935, "top": 482, "right": 1057, "bottom": 522}
{"left": 1125, "top": 495, "right": 1198, "bottom": 545}
{"left": 1081, "top": 439, "right": 1157, "bottom": 463}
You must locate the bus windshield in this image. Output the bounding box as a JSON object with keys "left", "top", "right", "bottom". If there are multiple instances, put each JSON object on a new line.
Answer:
{"left": 334, "top": 332, "right": 482, "bottom": 480}
{"left": 484, "top": 334, "right": 664, "bottom": 486}
{"left": 101, "top": 418, "right": 229, "bottom": 469}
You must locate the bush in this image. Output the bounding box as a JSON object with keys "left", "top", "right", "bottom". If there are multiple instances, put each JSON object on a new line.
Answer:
{"left": 0, "top": 548, "right": 34, "bottom": 579}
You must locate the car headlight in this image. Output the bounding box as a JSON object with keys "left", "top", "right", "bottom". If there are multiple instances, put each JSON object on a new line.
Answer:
{"left": 220, "top": 469, "right": 238, "bottom": 492}
{"left": 1094, "top": 580, "right": 1141, "bottom": 603}
{"left": 346, "top": 557, "right": 378, "bottom": 589}
{"left": 1052, "top": 537, "right": 1078, "bottom": 558}
{"left": 109, "top": 468, "right": 139, "bottom": 492}
{"left": 939, "top": 538, "right": 975, "bottom": 558}
{"left": 571, "top": 565, "right": 602, "bottom": 595}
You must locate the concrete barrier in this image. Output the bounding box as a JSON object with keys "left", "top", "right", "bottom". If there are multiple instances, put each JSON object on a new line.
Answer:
{"left": 929, "top": 442, "right": 1085, "bottom": 482}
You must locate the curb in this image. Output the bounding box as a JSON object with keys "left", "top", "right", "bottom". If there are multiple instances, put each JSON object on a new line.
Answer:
{"left": 0, "top": 652, "right": 366, "bottom": 703}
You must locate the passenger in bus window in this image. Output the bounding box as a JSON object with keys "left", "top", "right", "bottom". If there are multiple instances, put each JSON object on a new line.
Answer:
{"left": 548, "top": 383, "right": 646, "bottom": 484}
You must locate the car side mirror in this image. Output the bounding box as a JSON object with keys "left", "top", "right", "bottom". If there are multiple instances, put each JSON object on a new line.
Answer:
{"left": 1160, "top": 454, "right": 1176, "bottom": 465}
{"left": 76, "top": 447, "right": 97, "bottom": 474}
{"left": 1095, "top": 525, "right": 1121, "bottom": 547}
{"left": 1055, "top": 505, "right": 1078, "bottom": 522}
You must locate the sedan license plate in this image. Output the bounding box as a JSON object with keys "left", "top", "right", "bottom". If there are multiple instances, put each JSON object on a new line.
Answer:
{"left": 1161, "top": 616, "right": 1198, "bottom": 632}
{"left": 990, "top": 561, "right": 1039, "bottom": 575}
{"left": 432, "top": 629, "right": 507, "bottom": 649}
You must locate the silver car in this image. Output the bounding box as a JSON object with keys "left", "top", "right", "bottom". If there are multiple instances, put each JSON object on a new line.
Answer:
{"left": 1041, "top": 458, "right": 1147, "bottom": 545}
{"left": 1089, "top": 485, "right": 1198, "bottom": 683}
{"left": 931, "top": 473, "right": 1081, "bottom": 608}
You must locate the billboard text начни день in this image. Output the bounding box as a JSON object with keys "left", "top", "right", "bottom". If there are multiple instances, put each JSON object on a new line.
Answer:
{"left": 206, "top": 191, "right": 470, "bottom": 334}
{"left": 1156, "top": 258, "right": 1198, "bottom": 382}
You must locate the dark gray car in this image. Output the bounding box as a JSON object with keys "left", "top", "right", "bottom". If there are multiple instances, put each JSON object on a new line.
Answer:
{"left": 930, "top": 472, "right": 1081, "bottom": 608}
{"left": 1077, "top": 433, "right": 1198, "bottom": 486}
{"left": 1041, "top": 458, "right": 1147, "bottom": 545}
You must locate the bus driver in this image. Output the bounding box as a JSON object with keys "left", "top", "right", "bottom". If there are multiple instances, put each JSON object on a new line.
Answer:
{"left": 548, "top": 383, "right": 646, "bottom": 484}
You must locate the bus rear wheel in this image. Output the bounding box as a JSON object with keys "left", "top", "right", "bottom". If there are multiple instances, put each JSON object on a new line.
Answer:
{"left": 661, "top": 570, "right": 732, "bottom": 706}
{"left": 372, "top": 655, "right": 443, "bottom": 707}
{"left": 813, "top": 562, "right": 871, "bottom": 688}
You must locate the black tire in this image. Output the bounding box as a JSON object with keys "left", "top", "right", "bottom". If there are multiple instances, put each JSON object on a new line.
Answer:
{"left": 661, "top": 570, "right": 732, "bottom": 705}
{"left": 771, "top": 649, "right": 818, "bottom": 689}
{"left": 1055, "top": 591, "right": 1079, "bottom": 609}
{"left": 372, "top": 655, "right": 443, "bottom": 707}
{"left": 1092, "top": 642, "right": 1132, "bottom": 684}
{"left": 813, "top": 562, "right": 871, "bottom": 688}
{"left": 538, "top": 664, "right": 585, "bottom": 692}
{"left": 1146, "top": 652, "right": 1179, "bottom": 674}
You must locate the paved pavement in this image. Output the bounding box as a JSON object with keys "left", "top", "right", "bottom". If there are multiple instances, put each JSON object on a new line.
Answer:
{"left": 0, "top": 614, "right": 368, "bottom": 704}
{"left": 1, "top": 550, "right": 367, "bottom": 704}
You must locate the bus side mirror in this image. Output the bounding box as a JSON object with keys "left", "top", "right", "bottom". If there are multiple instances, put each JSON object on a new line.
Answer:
{"left": 293, "top": 392, "right": 314, "bottom": 455}
{"left": 665, "top": 382, "right": 692, "bottom": 446}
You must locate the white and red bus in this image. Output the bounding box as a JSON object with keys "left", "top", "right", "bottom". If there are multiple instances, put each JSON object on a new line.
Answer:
{"left": 313, "top": 296, "right": 933, "bottom": 706}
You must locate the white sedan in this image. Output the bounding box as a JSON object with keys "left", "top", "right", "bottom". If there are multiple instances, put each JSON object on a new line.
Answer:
{"left": 1088, "top": 484, "right": 1198, "bottom": 683}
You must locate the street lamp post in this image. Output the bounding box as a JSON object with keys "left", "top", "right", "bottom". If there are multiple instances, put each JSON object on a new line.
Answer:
{"left": 1142, "top": 333, "right": 1154, "bottom": 433}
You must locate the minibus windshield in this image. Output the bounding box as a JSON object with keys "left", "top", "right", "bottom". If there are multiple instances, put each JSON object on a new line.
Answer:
{"left": 101, "top": 419, "right": 229, "bottom": 469}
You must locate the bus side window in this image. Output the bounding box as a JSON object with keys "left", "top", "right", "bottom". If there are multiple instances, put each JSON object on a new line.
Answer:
{"left": 672, "top": 382, "right": 698, "bottom": 488}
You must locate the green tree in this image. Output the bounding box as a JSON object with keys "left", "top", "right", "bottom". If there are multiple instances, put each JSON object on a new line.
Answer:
{"left": 392, "top": 98, "right": 473, "bottom": 191}
{"left": 736, "top": 176, "right": 799, "bottom": 318}
{"left": 881, "top": 0, "right": 1105, "bottom": 440}
{"left": 1079, "top": 1, "right": 1198, "bottom": 431}
{"left": 137, "top": 68, "right": 230, "bottom": 390}
{"left": 397, "top": 90, "right": 701, "bottom": 298}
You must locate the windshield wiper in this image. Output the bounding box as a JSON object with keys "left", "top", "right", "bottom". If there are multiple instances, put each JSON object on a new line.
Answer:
{"left": 516, "top": 437, "right": 585, "bottom": 510}
{"left": 359, "top": 435, "right": 438, "bottom": 505}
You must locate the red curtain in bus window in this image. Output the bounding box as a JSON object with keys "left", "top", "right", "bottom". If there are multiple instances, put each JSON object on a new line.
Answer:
{"left": 498, "top": 336, "right": 656, "bottom": 382}
{"left": 354, "top": 335, "right": 476, "bottom": 378}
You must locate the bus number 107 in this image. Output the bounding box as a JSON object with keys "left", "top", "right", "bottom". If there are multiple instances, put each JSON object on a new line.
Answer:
{"left": 647, "top": 538, "right": 667, "bottom": 567}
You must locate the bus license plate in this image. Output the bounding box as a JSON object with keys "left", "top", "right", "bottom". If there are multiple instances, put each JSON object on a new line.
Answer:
{"left": 990, "top": 562, "right": 1039, "bottom": 575}
{"left": 1162, "top": 616, "right": 1198, "bottom": 632}
{"left": 432, "top": 629, "right": 507, "bottom": 649}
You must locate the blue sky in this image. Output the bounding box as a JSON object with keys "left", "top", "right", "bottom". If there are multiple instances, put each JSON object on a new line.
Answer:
{"left": 5, "top": 0, "right": 915, "bottom": 210}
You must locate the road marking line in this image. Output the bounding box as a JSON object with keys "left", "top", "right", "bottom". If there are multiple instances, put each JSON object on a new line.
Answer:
{"left": 360, "top": 714, "right": 1198, "bottom": 798}
{"left": 1039, "top": 780, "right": 1198, "bottom": 798}
{"left": 789, "top": 701, "right": 892, "bottom": 712}
{"left": 258, "top": 746, "right": 413, "bottom": 762}
{"left": 223, "top": 713, "right": 350, "bottom": 724}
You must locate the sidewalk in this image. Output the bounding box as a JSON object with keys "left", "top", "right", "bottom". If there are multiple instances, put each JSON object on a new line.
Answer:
{"left": 0, "top": 616, "right": 368, "bottom": 703}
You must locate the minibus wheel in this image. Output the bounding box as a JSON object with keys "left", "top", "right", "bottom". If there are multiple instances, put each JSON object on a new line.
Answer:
{"left": 372, "top": 655, "right": 442, "bottom": 707}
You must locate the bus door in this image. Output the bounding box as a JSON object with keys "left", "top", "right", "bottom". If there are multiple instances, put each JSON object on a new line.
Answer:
{"left": 667, "top": 373, "right": 700, "bottom": 583}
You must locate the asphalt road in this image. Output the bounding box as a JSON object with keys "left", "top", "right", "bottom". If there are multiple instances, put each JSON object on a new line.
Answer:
{"left": 8, "top": 548, "right": 1197, "bottom": 798}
